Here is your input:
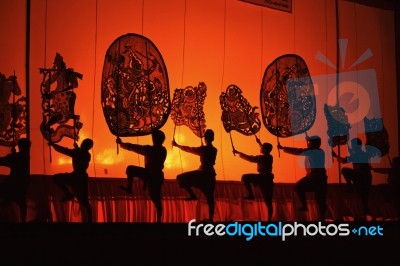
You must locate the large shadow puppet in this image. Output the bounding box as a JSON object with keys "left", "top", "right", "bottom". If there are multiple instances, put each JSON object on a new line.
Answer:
{"left": 260, "top": 54, "right": 316, "bottom": 140}
{"left": 101, "top": 33, "right": 170, "bottom": 137}
{"left": 39, "top": 53, "right": 83, "bottom": 147}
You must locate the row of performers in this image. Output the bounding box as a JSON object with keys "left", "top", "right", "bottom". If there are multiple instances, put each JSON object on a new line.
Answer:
{"left": 0, "top": 132, "right": 399, "bottom": 223}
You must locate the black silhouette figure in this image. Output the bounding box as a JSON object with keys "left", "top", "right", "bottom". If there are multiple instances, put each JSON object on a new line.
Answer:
{"left": 372, "top": 156, "right": 400, "bottom": 220}
{"left": 332, "top": 138, "right": 373, "bottom": 220}
{"left": 233, "top": 138, "right": 274, "bottom": 222}
{"left": 0, "top": 138, "right": 31, "bottom": 222}
{"left": 278, "top": 135, "right": 328, "bottom": 221}
{"left": 50, "top": 138, "right": 93, "bottom": 223}
{"left": 371, "top": 157, "right": 400, "bottom": 219}
{"left": 118, "top": 129, "right": 167, "bottom": 223}
{"left": 172, "top": 129, "right": 217, "bottom": 222}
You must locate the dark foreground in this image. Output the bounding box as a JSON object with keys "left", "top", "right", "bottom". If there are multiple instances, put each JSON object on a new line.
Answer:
{"left": 0, "top": 221, "right": 399, "bottom": 265}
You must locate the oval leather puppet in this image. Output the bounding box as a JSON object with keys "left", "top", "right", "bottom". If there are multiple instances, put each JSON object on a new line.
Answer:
{"left": 101, "top": 33, "right": 171, "bottom": 136}
{"left": 260, "top": 54, "right": 316, "bottom": 138}
{"left": 220, "top": 84, "right": 261, "bottom": 136}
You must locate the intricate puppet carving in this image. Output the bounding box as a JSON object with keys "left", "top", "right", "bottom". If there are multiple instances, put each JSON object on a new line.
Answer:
{"left": 220, "top": 84, "right": 260, "bottom": 136}
{"left": 170, "top": 82, "right": 207, "bottom": 138}
{"left": 260, "top": 54, "right": 316, "bottom": 138}
{"left": 324, "top": 104, "right": 351, "bottom": 147}
{"left": 0, "top": 73, "right": 26, "bottom": 147}
{"left": 101, "top": 33, "right": 170, "bottom": 136}
{"left": 39, "top": 53, "right": 83, "bottom": 143}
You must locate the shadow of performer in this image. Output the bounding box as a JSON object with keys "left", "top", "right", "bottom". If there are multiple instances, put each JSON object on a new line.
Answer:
{"left": 332, "top": 138, "right": 374, "bottom": 220}
{"left": 50, "top": 139, "right": 93, "bottom": 223}
{"left": 172, "top": 129, "right": 217, "bottom": 222}
{"left": 0, "top": 138, "right": 31, "bottom": 222}
{"left": 278, "top": 135, "right": 328, "bottom": 221}
{"left": 233, "top": 138, "right": 274, "bottom": 222}
{"left": 118, "top": 130, "right": 167, "bottom": 223}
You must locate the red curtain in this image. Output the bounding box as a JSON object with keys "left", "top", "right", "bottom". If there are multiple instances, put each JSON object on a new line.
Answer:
{"left": 0, "top": 175, "right": 397, "bottom": 223}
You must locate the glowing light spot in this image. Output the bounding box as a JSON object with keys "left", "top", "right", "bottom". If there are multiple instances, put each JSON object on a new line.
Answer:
{"left": 96, "top": 148, "right": 125, "bottom": 165}
{"left": 58, "top": 157, "right": 72, "bottom": 165}
{"left": 174, "top": 132, "right": 187, "bottom": 143}
{"left": 165, "top": 148, "right": 188, "bottom": 169}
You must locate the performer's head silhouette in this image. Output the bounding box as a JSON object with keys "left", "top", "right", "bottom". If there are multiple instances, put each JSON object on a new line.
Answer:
{"left": 350, "top": 138, "right": 362, "bottom": 151}
{"left": 306, "top": 135, "right": 321, "bottom": 149}
{"left": 204, "top": 129, "right": 214, "bottom": 143}
{"left": 261, "top": 143, "right": 273, "bottom": 154}
{"left": 81, "top": 138, "right": 94, "bottom": 151}
{"left": 152, "top": 130, "right": 166, "bottom": 146}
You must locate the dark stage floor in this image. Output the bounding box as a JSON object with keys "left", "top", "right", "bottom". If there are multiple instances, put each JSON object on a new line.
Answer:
{"left": 0, "top": 221, "right": 399, "bottom": 265}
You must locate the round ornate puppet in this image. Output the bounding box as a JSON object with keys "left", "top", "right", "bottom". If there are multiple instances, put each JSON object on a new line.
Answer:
{"left": 220, "top": 84, "right": 260, "bottom": 136}
{"left": 170, "top": 82, "right": 207, "bottom": 138}
{"left": 101, "top": 33, "right": 170, "bottom": 137}
{"left": 260, "top": 54, "right": 316, "bottom": 138}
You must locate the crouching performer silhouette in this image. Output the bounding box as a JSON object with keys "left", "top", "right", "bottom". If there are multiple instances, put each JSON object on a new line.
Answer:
{"left": 50, "top": 138, "right": 93, "bottom": 223}
{"left": 118, "top": 130, "right": 167, "bottom": 223}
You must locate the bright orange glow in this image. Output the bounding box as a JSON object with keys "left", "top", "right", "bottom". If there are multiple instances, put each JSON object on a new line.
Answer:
{"left": 57, "top": 157, "right": 72, "bottom": 165}
{"left": 95, "top": 148, "right": 126, "bottom": 165}
{"left": 164, "top": 148, "right": 188, "bottom": 170}
{"left": 0, "top": 0, "right": 397, "bottom": 186}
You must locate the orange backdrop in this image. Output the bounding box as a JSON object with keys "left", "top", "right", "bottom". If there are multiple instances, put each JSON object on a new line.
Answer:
{"left": 0, "top": 0, "right": 397, "bottom": 185}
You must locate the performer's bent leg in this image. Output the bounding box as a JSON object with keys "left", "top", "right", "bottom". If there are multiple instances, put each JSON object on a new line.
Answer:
{"left": 241, "top": 174, "right": 255, "bottom": 200}
{"left": 295, "top": 177, "right": 309, "bottom": 211}
{"left": 359, "top": 190, "right": 370, "bottom": 219}
{"left": 150, "top": 184, "right": 163, "bottom": 223}
{"left": 53, "top": 173, "right": 74, "bottom": 201}
{"left": 342, "top": 168, "right": 355, "bottom": 192}
{"left": 80, "top": 200, "right": 93, "bottom": 223}
{"left": 76, "top": 181, "right": 93, "bottom": 223}
{"left": 121, "top": 165, "right": 146, "bottom": 194}
{"left": 260, "top": 182, "right": 274, "bottom": 222}
{"left": 315, "top": 186, "right": 327, "bottom": 221}
{"left": 182, "top": 187, "right": 197, "bottom": 200}
{"left": 205, "top": 191, "right": 215, "bottom": 222}
{"left": 202, "top": 179, "right": 215, "bottom": 222}
{"left": 177, "top": 171, "right": 198, "bottom": 200}
{"left": 120, "top": 176, "right": 133, "bottom": 194}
